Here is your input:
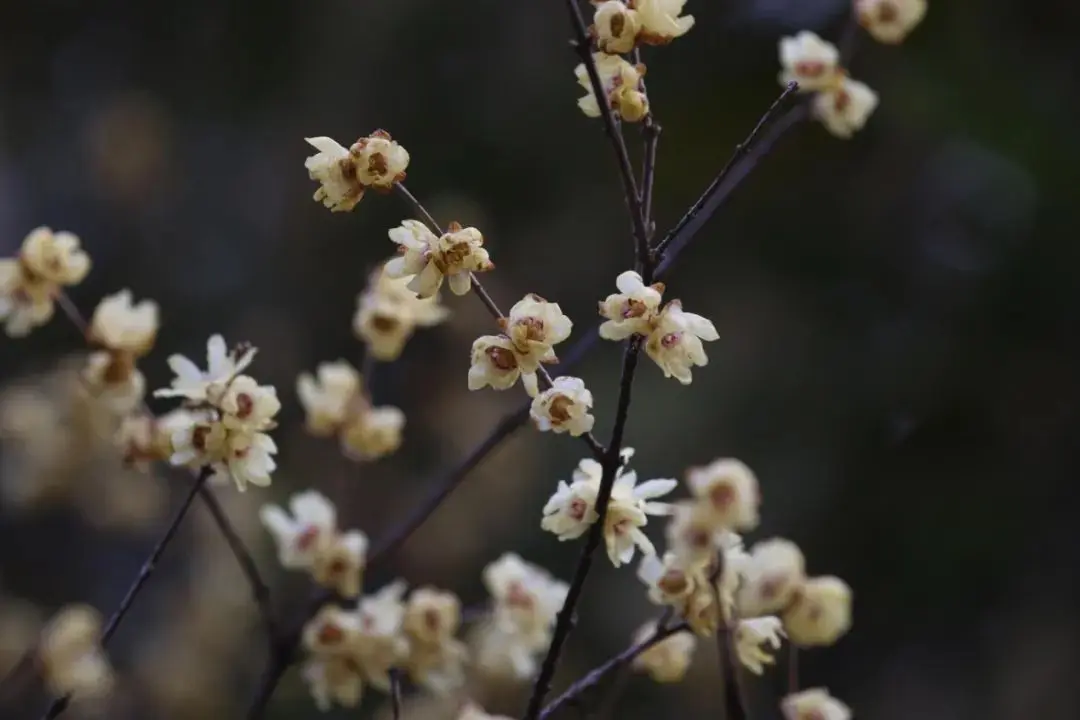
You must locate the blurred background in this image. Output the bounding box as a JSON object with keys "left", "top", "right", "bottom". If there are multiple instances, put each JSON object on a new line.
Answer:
{"left": 2, "top": 0, "right": 1079, "bottom": 718}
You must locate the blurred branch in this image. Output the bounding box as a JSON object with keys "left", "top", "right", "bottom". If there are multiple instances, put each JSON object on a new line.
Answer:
{"left": 42, "top": 466, "right": 213, "bottom": 719}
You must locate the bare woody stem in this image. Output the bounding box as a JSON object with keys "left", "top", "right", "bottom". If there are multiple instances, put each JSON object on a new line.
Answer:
{"left": 393, "top": 182, "right": 607, "bottom": 460}
{"left": 42, "top": 466, "right": 213, "bottom": 719}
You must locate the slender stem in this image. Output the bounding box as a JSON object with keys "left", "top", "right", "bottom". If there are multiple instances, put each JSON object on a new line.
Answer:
{"left": 788, "top": 644, "right": 799, "bottom": 695}
{"left": 523, "top": 336, "right": 644, "bottom": 720}
{"left": 393, "top": 182, "right": 607, "bottom": 460}
{"left": 390, "top": 668, "right": 403, "bottom": 720}
{"left": 42, "top": 466, "right": 213, "bottom": 719}
{"left": 196, "top": 484, "right": 277, "bottom": 638}
{"left": 539, "top": 620, "right": 690, "bottom": 719}
{"left": 653, "top": 82, "right": 801, "bottom": 259}
{"left": 563, "top": 0, "right": 649, "bottom": 260}
{"left": 633, "top": 47, "right": 660, "bottom": 244}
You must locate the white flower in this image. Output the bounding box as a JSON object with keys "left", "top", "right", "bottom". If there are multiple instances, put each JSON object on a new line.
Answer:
{"left": 296, "top": 360, "right": 362, "bottom": 436}
{"left": 782, "top": 576, "right": 852, "bottom": 647}
{"left": 631, "top": 621, "right": 695, "bottom": 683}
{"left": 575, "top": 53, "right": 649, "bottom": 122}
{"left": 736, "top": 538, "right": 806, "bottom": 617}
{"left": 634, "top": 0, "right": 695, "bottom": 44}
{"left": 403, "top": 587, "right": 467, "bottom": 694}
{"left": 353, "top": 262, "right": 449, "bottom": 361}
{"left": 217, "top": 375, "right": 281, "bottom": 432}
{"left": 813, "top": 76, "right": 879, "bottom": 139}
{"left": 216, "top": 429, "right": 278, "bottom": 491}
{"left": 88, "top": 289, "right": 159, "bottom": 355}
{"left": 259, "top": 490, "right": 338, "bottom": 569}
{"left": 385, "top": 220, "right": 493, "bottom": 298}
{"left": 598, "top": 270, "right": 665, "bottom": 341}
{"left": 782, "top": 688, "right": 852, "bottom": 720}
{"left": 352, "top": 131, "right": 410, "bottom": 189}
{"left": 19, "top": 227, "right": 91, "bottom": 286}
{"left": 483, "top": 553, "right": 567, "bottom": 643}
{"left": 304, "top": 130, "right": 409, "bottom": 212}
{"left": 530, "top": 376, "right": 595, "bottom": 436}
{"left": 303, "top": 605, "right": 366, "bottom": 656}
{"left": 643, "top": 300, "right": 718, "bottom": 384}
{"left": 593, "top": 1, "right": 641, "bottom": 54}
{"left": 779, "top": 31, "right": 841, "bottom": 92}
{"left": 542, "top": 450, "right": 675, "bottom": 567}
{"left": 82, "top": 351, "right": 146, "bottom": 415}
{"left": 302, "top": 656, "right": 364, "bottom": 711}
{"left": 733, "top": 617, "right": 785, "bottom": 674}
{"left": 340, "top": 405, "right": 405, "bottom": 461}
{"left": 353, "top": 581, "right": 410, "bottom": 691}
{"left": 0, "top": 259, "right": 55, "bottom": 337}
{"left": 168, "top": 412, "right": 227, "bottom": 469}
{"left": 311, "top": 530, "right": 369, "bottom": 599}
{"left": 37, "top": 605, "right": 113, "bottom": 701}
{"left": 685, "top": 458, "right": 760, "bottom": 531}
{"left": 468, "top": 335, "right": 522, "bottom": 392}
{"left": 664, "top": 500, "right": 726, "bottom": 569}
{"left": 470, "top": 294, "right": 573, "bottom": 397}
{"left": 856, "top": 0, "right": 927, "bottom": 44}
{"left": 155, "top": 334, "right": 256, "bottom": 403}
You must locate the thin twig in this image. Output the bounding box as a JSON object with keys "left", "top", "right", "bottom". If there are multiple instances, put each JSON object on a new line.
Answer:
{"left": 390, "top": 668, "right": 403, "bottom": 720}
{"left": 787, "top": 644, "right": 799, "bottom": 695}
{"left": 538, "top": 620, "right": 690, "bottom": 719}
{"left": 42, "top": 466, "right": 213, "bottom": 719}
{"left": 632, "top": 47, "right": 660, "bottom": 244}
{"left": 653, "top": 82, "right": 801, "bottom": 259}
{"left": 196, "top": 484, "right": 277, "bottom": 638}
{"left": 563, "top": 0, "right": 650, "bottom": 260}
{"left": 393, "top": 182, "right": 607, "bottom": 460}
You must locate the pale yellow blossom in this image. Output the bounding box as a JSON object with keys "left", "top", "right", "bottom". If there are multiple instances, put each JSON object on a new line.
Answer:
{"left": 598, "top": 270, "right": 665, "bottom": 341}
{"left": 296, "top": 360, "right": 362, "bottom": 436}
{"left": 304, "top": 130, "right": 409, "bottom": 212}
{"left": 259, "top": 489, "right": 338, "bottom": 569}
{"left": 643, "top": 300, "right": 718, "bottom": 384}
{"left": 736, "top": 538, "right": 806, "bottom": 617}
{"left": 631, "top": 621, "right": 695, "bottom": 682}
{"left": 340, "top": 405, "right": 405, "bottom": 461}
{"left": 782, "top": 688, "right": 852, "bottom": 720}
{"left": 782, "top": 576, "right": 852, "bottom": 647}
{"left": 385, "top": 220, "right": 493, "bottom": 298}
{"left": 856, "top": 0, "right": 927, "bottom": 44}
{"left": 813, "top": 76, "right": 879, "bottom": 139}
{"left": 88, "top": 289, "right": 159, "bottom": 355}
{"left": 779, "top": 31, "right": 841, "bottom": 92}
{"left": 733, "top": 616, "right": 785, "bottom": 674}
{"left": 354, "top": 262, "right": 449, "bottom": 361}
{"left": 37, "top": 605, "right": 113, "bottom": 701}
{"left": 634, "top": 0, "right": 695, "bottom": 44}
{"left": 575, "top": 53, "right": 649, "bottom": 122}
{"left": 685, "top": 458, "right": 760, "bottom": 531}
{"left": 593, "top": 1, "right": 641, "bottom": 54}
{"left": 530, "top": 376, "right": 595, "bottom": 436}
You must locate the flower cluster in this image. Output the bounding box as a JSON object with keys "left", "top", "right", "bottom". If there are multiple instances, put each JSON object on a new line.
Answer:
{"left": 154, "top": 334, "right": 280, "bottom": 491}
{"left": 599, "top": 271, "right": 718, "bottom": 384}
{"left": 305, "top": 130, "right": 410, "bottom": 212}
{"left": 37, "top": 605, "right": 114, "bottom": 703}
{"left": 469, "top": 294, "right": 573, "bottom": 397}
{"left": 260, "top": 490, "right": 368, "bottom": 598}
{"left": 0, "top": 227, "right": 90, "bottom": 337}
{"left": 353, "top": 261, "right": 449, "bottom": 361}
{"left": 474, "top": 553, "right": 569, "bottom": 680}
{"left": 296, "top": 360, "right": 405, "bottom": 461}
{"left": 385, "top": 219, "right": 494, "bottom": 298}
{"left": 542, "top": 448, "right": 675, "bottom": 566}
{"left": 576, "top": 1, "right": 695, "bottom": 120}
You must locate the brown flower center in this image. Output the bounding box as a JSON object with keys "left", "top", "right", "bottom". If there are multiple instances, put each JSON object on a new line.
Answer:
{"left": 795, "top": 60, "right": 827, "bottom": 78}
{"left": 548, "top": 394, "right": 573, "bottom": 423}
{"left": 367, "top": 152, "right": 389, "bottom": 178}
{"left": 658, "top": 570, "right": 689, "bottom": 595}
{"left": 709, "top": 482, "right": 735, "bottom": 510}
{"left": 317, "top": 623, "right": 344, "bottom": 645}
{"left": 235, "top": 392, "right": 254, "bottom": 419}
{"left": 660, "top": 332, "right": 681, "bottom": 349}
{"left": 486, "top": 346, "right": 518, "bottom": 371}
{"left": 568, "top": 497, "right": 588, "bottom": 521}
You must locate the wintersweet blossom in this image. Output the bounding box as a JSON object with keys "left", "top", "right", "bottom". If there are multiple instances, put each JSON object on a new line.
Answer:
{"left": 470, "top": 294, "right": 573, "bottom": 397}
{"left": 37, "top": 605, "right": 113, "bottom": 701}
{"left": 782, "top": 688, "right": 852, "bottom": 720}
{"left": 311, "top": 531, "right": 370, "bottom": 599}
{"left": 259, "top": 489, "right": 338, "bottom": 569}
{"left": 542, "top": 450, "right": 676, "bottom": 566}
{"left": 733, "top": 617, "right": 785, "bottom": 674}
{"left": 530, "top": 376, "right": 595, "bottom": 436}
{"left": 217, "top": 375, "right": 282, "bottom": 433}
{"left": 736, "top": 538, "right": 806, "bottom": 617}
{"left": 296, "top": 361, "right": 362, "bottom": 436}
{"left": 593, "top": 1, "right": 641, "bottom": 54}
{"left": 114, "top": 411, "right": 177, "bottom": 471}
{"left": 302, "top": 656, "right": 364, "bottom": 711}
{"left": 353, "top": 581, "right": 410, "bottom": 690}
{"left": 813, "top": 77, "right": 879, "bottom": 139}
{"left": 340, "top": 405, "right": 405, "bottom": 461}
{"left": 782, "top": 575, "right": 853, "bottom": 647}
{"left": 483, "top": 553, "right": 567, "bottom": 644}
{"left": 634, "top": 0, "right": 695, "bottom": 44}
{"left": 637, "top": 552, "right": 700, "bottom": 608}
{"left": 82, "top": 352, "right": 146, "bottom": 415}
{"left": 0, "top": 228, "right": 91, "bottom": 337}
{"left": 353, "top": 263, "right": 449, "bottom": 361}
{"left": 631, "top": 622, "right": 696, "bottom": 682}
{"left": 402, "top": 587, "right": 468, "bottom": 694}
{"left": 598, "top": 270, "right": 665, "bottom": 341}
{"left": 88, "top": 290, "right": 159, "bottom": 356}
{"left": 169, "top": 411, "right": 278, "bottom": 491}
{"left": 304, "top": 130, "right": 409, "bottom": 212}
{"left": 155, "top": 334, "right": 256, "bottom": 404}
{"left": 685, "top": 458, "right": 761, "bottom": 531}
{"left": 303, "top": 605, "right": 365, "bottom": 656}
{"left": 779, "top": 31, "right": 841, "bottom": 92}
{"left": 643, "top": 300, "right": 719, "bottom": 384}
{"left": 385, "top": 220, "right": 493, "bottom": 298}
{"left": 575, "top": 54, "right": 649, "bottom": 122}
{"left": 856, "top": 0, "right": 927, "bottom": 44}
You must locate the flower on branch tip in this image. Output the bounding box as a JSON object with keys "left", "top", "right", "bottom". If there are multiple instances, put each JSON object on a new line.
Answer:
{"left": 0, "top": 227, "right": 91, "bottom": 337}
{"left": 856, "top": 0, "right": 927, "bottom": 45}
{"left": 631, "top": 621, "right": 695, "bottom": 683}
{"left": 530, "top": 375, "right": 594, "bottom": 436}
{"left": 633, "top": 0, "right": 695, "bottom": 44}
{"left": 598, "top": 270, "right": 665, "bottom": 341}
{"left": 781, "top": 575, "right": 853, "bottom": 647}
{"left": 115, "top": 410, "right": 181, "bottom": 472}
{"left": 88, "top": 289, "right": 158, "bottom": 356}
{"left": 575, "top": 54, "right": 649, "bottom": 123}
{"left": 542, "top": 449, "right": 676, "bottom": 567}
{"left": 354, "top": 261, "right": 449, "bottom": 361}
{"left": 685, "top": 458, "right": 761, "bottom": 531}
{"left": 782, "top": 688, "right": 852, "bottom": 720}
{"left": 259, "top": 489, "right": 338, "bottom": 569}
{"left": 385, "top": 219, "right": 493, "bottom": 298}
{"left": 469, "top": 294, "right": 572, "bottom": 397}
{"left": 733, "top": 616, "right": 785, "bottom": 674}
{"left": 813, "top": 76, "right": 879, "bottom": 139}
{"left": 592, "top": 1, "right": 642, "bottom": 54}
{"left": 304, "top": 130, "right": 409, "bottom": 212}
{"left": 37, "top": 605, "right": 114, "bottom": 702}
{"left": 643, "top": 300, "right": 718, "bottom": 384}
{"left": 736, "top": 538, "right": 806, "bottom": 617}
{"left": 779, "top": 31, "right": 841, "bottom": 93}
{"left": 402, "top": 587, "right": 468, "bottom": 694}
{"left": 155, "top": 334, "right": 256, "bottom": 404}
{"left": 82, "top": 351, "right": 146, "bottom": 415}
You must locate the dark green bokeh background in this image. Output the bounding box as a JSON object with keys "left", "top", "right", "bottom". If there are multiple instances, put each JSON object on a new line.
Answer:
{"left": 2, "top": 1, "right": 1079, "bottom": 718}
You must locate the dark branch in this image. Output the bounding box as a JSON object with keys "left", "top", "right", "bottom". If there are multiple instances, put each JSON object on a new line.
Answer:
{"left": 42, "top": 466, "right": 213, "bottom": 719}
{"left": 390, "top": 668, "right": 403, "bottom": 720}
